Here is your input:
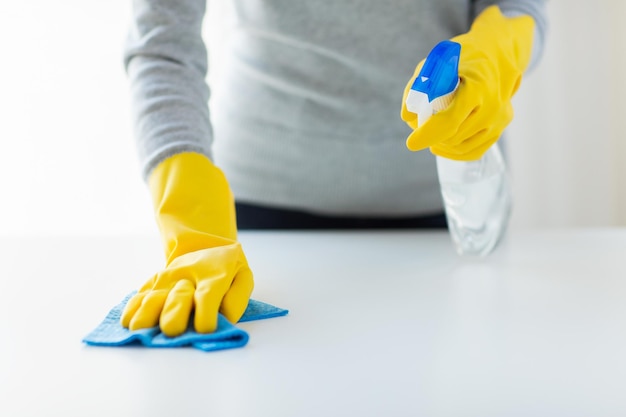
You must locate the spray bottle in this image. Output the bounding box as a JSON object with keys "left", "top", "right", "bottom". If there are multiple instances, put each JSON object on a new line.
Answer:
{"left": 405, "top": 40, "right": 512, "bottom": 257}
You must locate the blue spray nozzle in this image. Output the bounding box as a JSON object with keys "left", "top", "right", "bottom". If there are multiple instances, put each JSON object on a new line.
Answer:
{"left": 410, "top": 40, "right": 461, "bottom": 102}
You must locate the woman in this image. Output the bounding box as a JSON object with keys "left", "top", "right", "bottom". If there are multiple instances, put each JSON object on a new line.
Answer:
{"left": 120, "top": 0, "right": 547, "bottom": 337}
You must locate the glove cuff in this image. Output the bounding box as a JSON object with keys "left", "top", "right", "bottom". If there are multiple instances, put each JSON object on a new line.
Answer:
{"left": 470, "top": 5, "right": 535, "bottom": 73}
{"left": 148, "top": 152, "right": 238, "bottom": 263}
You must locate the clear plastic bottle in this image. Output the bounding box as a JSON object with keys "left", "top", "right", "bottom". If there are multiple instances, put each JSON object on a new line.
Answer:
{"left": 405, "top": 40, "right": 511, "bottom": 257}
{"left": 436, "top": 144, "right": 512, "bottom": 257}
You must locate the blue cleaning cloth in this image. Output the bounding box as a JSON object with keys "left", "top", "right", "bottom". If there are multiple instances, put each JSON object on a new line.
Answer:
{"left": 83, "top": 292, "right": 288, "bottom": 352}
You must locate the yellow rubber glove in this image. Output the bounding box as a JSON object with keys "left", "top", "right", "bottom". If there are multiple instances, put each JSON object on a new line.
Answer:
{"left": 401, "top": 5, "right": 535, "bottom": 160}
{"left": 120, "top": 152, "right": 254, "bottom": 337}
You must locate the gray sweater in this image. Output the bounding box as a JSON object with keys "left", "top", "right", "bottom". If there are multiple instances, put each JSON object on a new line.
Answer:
{"left": 125, "top": 0, "right": 547, "bottom": 217}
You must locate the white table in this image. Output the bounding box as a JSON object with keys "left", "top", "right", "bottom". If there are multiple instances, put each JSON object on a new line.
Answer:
{"left": 1, "top": 229, "right": 625, "bottom": 417}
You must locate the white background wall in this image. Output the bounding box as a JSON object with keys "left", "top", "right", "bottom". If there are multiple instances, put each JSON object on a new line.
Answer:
{"left": 508, "top": 1, "right": 626, "bottom": 229}
{"left": 0, "top": 1, "right": 623, "bottom": 236}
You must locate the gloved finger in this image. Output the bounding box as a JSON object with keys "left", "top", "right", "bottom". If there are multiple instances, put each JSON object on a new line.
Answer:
{"left": 446, "top": 100, "right": 513, "bottom": 148}
{"left": 137, "top": 274, "right": 156, "bottom": 292}
{"left": 463, "top": 135, "right": 502, "bottom": 160}
{"left": 432, "top": 134, "right": 500, "bottom": 161}
{"left": 160, "top": 279, "right": 195, "bottom": 337}
{"left": 401, "top": 89, "right": 418, "bottom": 129}
{"left": 128, "top": 289, "right": 169, "bottom": 330}
{"left": 194, "top": 276, "right": 231, "bottom": 333}
{"left": 220, "top": 266, "right": 254, "bottom": 324}
{"left": 439, "top": 128, "right": 491, "bottom": 155}
{"left": 120, "top": 291, "right": 147, "bottom": 328}
{"left": 405, "top": 85, "right": 479, "bottom": 151}
{"left": 439, "top": 113, "right": 508, "bottom": 158}
{"left": 442, "top": 109, "right": 489, "bottom": 146}
{"left": 400, "top": 60, "right": 425, "bottom": 129}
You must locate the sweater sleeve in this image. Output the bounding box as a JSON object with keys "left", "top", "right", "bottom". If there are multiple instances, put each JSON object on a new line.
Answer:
{"left": 472, "top": 0, "right": 548, "bottom": 72}
{"left": 125, "top": 0, "right": 213, "bottom": 181}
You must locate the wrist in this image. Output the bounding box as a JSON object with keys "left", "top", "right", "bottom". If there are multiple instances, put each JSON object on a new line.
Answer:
{"left": 149, "top": 152, "right": 238, "bottom": 262}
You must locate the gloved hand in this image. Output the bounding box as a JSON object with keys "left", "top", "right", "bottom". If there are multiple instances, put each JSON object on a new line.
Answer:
{"left": 120, "top": 152, "right": 254, "bottom": 337}
{"left": 401, "top": 5, "right": 535, "bottom": 160}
